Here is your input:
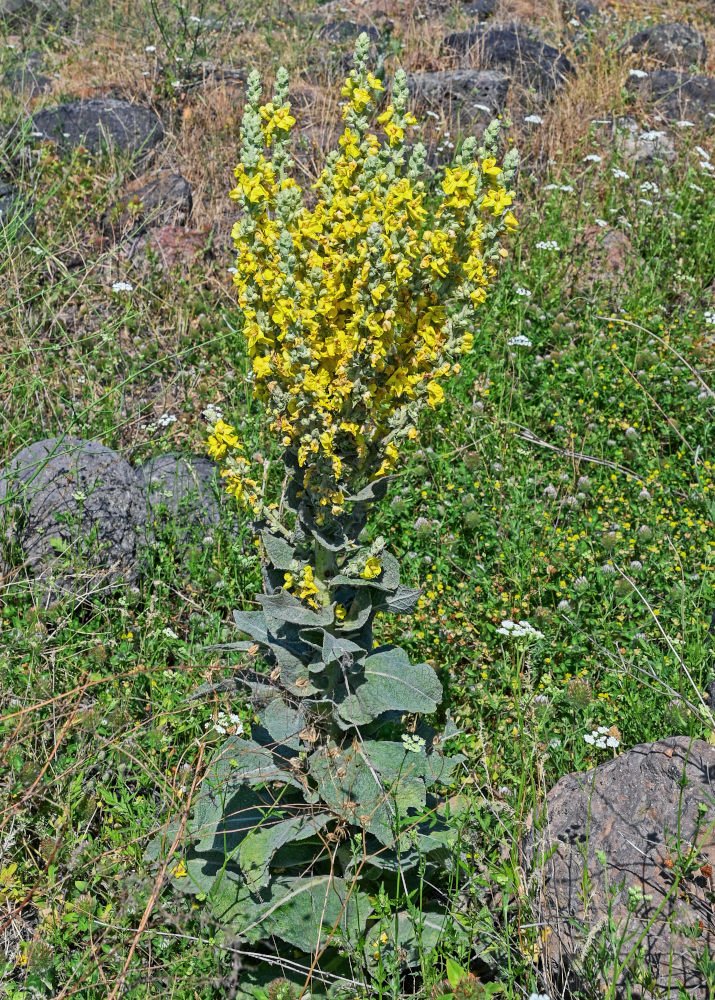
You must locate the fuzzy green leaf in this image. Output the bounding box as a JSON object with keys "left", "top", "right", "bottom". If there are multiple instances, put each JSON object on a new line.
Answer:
{"left": 335, "top": 646, "right": 442, "bottom": 725}
{"left": 259, "top": 590, "right": 334, "bottom": 627}
{"left": 232, "top": 610, "right": 269, "bottom": 643}
{"left": 261, "top": 531, "right": 298, "bottom": 571}
{"left": 209, "top": 873, "right": 372, "bottom": 951}
{"left": 239, "top": 812, "right": 332, "bottom": 891}
{"left": 259, "top": 698, "right": 307, "bottom": 750}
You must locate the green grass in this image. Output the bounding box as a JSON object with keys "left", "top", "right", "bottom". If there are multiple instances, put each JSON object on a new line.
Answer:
{"left": 2, "top": 2, "right": 715, "bottom": 996}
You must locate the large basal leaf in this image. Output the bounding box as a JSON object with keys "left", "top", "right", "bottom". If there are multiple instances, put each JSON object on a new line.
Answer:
{"left": 239, "top": 811, "right": 332, "bottom": 891}
{"left": 259, "top": 698, "right": 307, "bottom": 750}
{"left": 209, "top": 873, "right": 372, "bottom": 952}
{"left": 360, "top": 739, "right": 465, "bottom": 791}
{"left": 335, "top": 646, "right": 442, "bottom": 726}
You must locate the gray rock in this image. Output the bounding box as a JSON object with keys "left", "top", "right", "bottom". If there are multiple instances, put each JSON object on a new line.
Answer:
{"left": 0, "top": 437, "right": 145, "bottom": 598}
{"left": 316, "top": 20, "right": 380, "bottom": 43}
{"left": 622, "top": 22, "right": 706, "bottom": 69}
{"left": 612, "top": 115, "right": 676, "bottom": 164}
{"left": 625, "top": 69, "right": 715, "bottom": 125}
{"left": 406, "top": 68, "right": 509, "bottom": 131}
{"left": 32, "top": 98, "right": 164, "bottom": 158}
{"left": 563, "top": 0, "right": 599, "bottom": 22}
{"left": 463, "top": 0, "right": 497, "bottom": 19}
{"left": 523, "top": 736, "right": 715, "bottom": 998}
{"left": 2, "top": 52, "right": 51, "bottom": 98}
{"left": 0, "top": 182, "right": 34, "bottom": 236}
{"left": 441, "top": 25, "right": 574, "bottom": 97}
{"left": 101, "top": 172, "right": 192, "bottom": 239}
{"left": 137, "top": 453, "right": 222, "bottom": 531}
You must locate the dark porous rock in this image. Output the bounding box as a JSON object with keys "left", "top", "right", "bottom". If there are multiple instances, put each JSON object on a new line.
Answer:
{"left": 406, "top": 68, "right": 510, "bottom": 132}
{"left": 523, "top": 736, "right": 715, "bottom": 998}
{"left": 137, "top": 454, "right": 222, "bottom": 531}
{"left": 626, "top": 69, "right": 715, "bottom": 126}
{"left": 0, "top": 182, "right": 34, "bottom": 236}
{"left": 2, "top": 52, "right": 51, "bottom": 98}
{"left": 611, "top": 114, "right": 676, "bottom": 164}
{"left": 441, "top": 25, "right": 574, "bottom": 97}
{"left": 462, "top": 0, "right": 497, "bottom": 19}
{"left": 0, "top": 437, "right": 145, "bottom": 598}
{"left": 32, "top": 98, "right": 164, "bottom": 158}
{"left": 563, "top": 0, "right": 599, "bottom": 23}
{"left": 101, "top": 172, "right": 192, "bottom": 239}
{"left": 316, "top": 20, "right": 380, "bottom": 43}
{"left": 622, "top": 22, "right": 707, "bottom": 69}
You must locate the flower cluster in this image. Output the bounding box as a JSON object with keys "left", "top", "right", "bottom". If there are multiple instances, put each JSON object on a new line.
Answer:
{"left": 209, "top": 32, "right": 518, "bottom": 521}
{"left": 496, "top": 619, "right": 544, "bottom": 640}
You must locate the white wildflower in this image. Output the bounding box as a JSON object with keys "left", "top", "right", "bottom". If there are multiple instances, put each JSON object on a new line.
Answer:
{"left": 515, "top": 287, "right": 532, "bottom": 297}
{"left": 535, "top": 240, "right": 561, "bottom": 251}
{"left": 508, "top": 334, "right": 532, "bottom": 347}
{"left": 629, "top": 69, "right": 648, "bottom": 78}
{"left": 583, "top": 154, "right": 602, "bottom": 163}
{"left": 111, "top": 281, "right": 133, "bottom": 293}
{"left": 496, "top": 619, "right": 544, "bottom": 641}
{"left": 524, "top": 114, "right": 543, "bottom": 124}
{"left": 162, "top": 627, "right": 178, "bottom": 639}
{"left": 202, "top": 403, "right": 224, "bottom": 423}
{"left": 611, "top": 168, "right": 629, "bottom": 179}
{"left": 158, "top": 413, "right": 177, "bottom": 428}
{"left": 145, "top": 45, "right": 156, "bottom": 52}
{"left": 695, "top": 146, "right": 710, "bottom": 160}
{"left": 704, "top": 310, "right": 715, "bottom": 326}
{"left": 676, "top": 120, "right": 695, "bottom": 128}
{"left": 640, "top": 181, "right": 659, "bottom": 194}
{"left": 594, "top": 218, "right": 608, "bottom": 228}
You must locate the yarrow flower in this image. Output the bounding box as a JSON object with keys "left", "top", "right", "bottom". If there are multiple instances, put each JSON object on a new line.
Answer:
{"left": 611, "top": 168, "right": 629, "bottom": 179}
{"left": 583, "top": 726, "right": 619, "bottom": 750}
{"left": 515, "top": 286, "right": 532, "bottom": 297}
{"left": 583, "top": 154, "right": 602, "bottom": 163}
{"left": 535, "top": 240, "right": 560, "bottom": 251}
{"left": 496, "top": 619, "right": 544, "bottom": 640}
{"left": 508, "top": 334, "right": 532, "bottom": 347}
{"left": 111, "top": 281, "right": 133, "bottom": 293}
{"left": 524, "top": 114, "right": 543, "bottom": 124}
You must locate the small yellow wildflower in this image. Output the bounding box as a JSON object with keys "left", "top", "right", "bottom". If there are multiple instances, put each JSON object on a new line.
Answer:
{"left": 361, "top": 556, "right": 382, "bottom": 580}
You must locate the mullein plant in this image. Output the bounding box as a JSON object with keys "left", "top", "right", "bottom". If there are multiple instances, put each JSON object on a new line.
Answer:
{"left": 150, "top": 34, "right": 518, "bottom": 985}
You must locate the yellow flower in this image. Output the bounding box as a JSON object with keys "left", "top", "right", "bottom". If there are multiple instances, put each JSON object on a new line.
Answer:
{"left": 335, "top": 603, "right": 347, "bottom": 620}
{"left": 482, "top": 157, "right": 502, "bottom": 179}
{"left": 207, "top": 420, "right": 241, "bottom": 461}
{"left": 284, "top": 571, "right": 294, "bottom": 589}
{"left": 299, "top": 565, "right": 319, "bottom": 600}
{"left": 427, "top": 382, "right": 445, "bottom": 408}
{"left": 361, "top": 556, "right": 382, "bottom": 580}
